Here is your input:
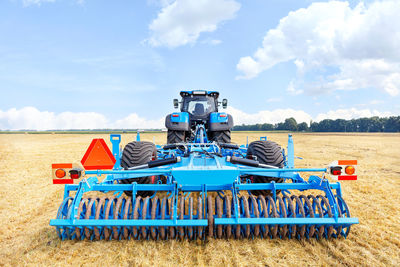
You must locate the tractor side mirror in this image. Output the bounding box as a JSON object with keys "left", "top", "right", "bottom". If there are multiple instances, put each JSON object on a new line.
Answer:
{"left": 222, "top": 99, "right": 228, "bottom": 109}
{"left": 173, "top": 99, "right": 179, "bottom": 109}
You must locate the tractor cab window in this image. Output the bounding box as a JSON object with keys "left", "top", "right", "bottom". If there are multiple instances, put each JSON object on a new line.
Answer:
{"left": 182, "top": 96, "right": 216, "bottom": 115}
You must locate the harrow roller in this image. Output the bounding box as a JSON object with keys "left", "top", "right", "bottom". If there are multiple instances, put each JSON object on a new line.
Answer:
{"left": 54, "top": 193, "right": 354, "bottom": 241}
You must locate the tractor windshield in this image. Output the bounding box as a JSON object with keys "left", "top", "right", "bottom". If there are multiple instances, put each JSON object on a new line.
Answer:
{"left": 182, "top": 96, "right": 216, "bottom": 115}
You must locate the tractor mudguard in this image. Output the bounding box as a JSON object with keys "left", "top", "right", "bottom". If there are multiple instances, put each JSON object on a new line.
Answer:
{"left": 165, "top": 112, "right": 190, "bottom": 131}
{"left": 209, "top": 112, "right": 233, "bottom": 131}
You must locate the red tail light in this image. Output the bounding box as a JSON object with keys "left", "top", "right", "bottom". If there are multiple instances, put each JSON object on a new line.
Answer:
{"left": 330, "top": 166, "right": 342, "bottom": 175}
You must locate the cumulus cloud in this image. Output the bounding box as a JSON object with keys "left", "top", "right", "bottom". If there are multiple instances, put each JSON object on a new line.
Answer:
{"left": 0, "top": 106, "right": 395, "bottom": 130}
{"left": 147, "top": 0, "right": 240, "bottom": 48}
{"left": 226, "top": 106, "right": 313, "bottom": 125}
{"left": 0, "top": 107, "right": 163, "bottom": 130}
{"left": 314, "top": 108, "right": 393, "bottom": 122}
{"left": 236, "top": 0, "right": 400, "bottom": 96}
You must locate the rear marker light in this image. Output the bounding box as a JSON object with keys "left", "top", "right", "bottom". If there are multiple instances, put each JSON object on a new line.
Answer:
{"left": 69, "top": 169, "right": 82, "bottom": 179}
{"left": 345, "top": 165, "right": 355, "bottom": 175}
{"left": 55, "top": 169, "right": 66, "bottom": 178}
{"left": 219, "top": 114, "right": 227, "bottom": 117}
{"left": 172, "top": 114, "right": 179, "bottom": 117}
{"left": 330, "top": 166, "right": 342, "bottom": 175}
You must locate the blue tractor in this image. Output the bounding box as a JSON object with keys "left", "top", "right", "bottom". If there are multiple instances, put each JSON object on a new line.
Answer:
{"left": 165, "top": 90, "right": 233, "bottom": 144}
{"left": 50, "top": 90, "right": 358, "bottom": 241}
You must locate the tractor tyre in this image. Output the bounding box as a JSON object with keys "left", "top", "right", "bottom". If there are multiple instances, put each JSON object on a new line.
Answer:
{"left": 167, "top": 130, "right": 185, "bottom": 144}
{"left": 120, "top": 141, "right": 157, "bottom": 197}
{"left": 211, "top": 130, "right": 231, "bottom": 143}
{"left": 246, "top": 140, "right": 284, "bottom": 196}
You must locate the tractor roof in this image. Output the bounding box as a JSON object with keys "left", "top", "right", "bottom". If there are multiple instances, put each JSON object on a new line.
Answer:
{"left": 180, "top": 90, "right": 219, "bottom": 98}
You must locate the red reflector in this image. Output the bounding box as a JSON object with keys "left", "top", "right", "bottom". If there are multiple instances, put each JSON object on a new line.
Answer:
{"left": 219, "top": 114, "right": 227, "bottom": 117}
{"left": 332, "top": 169, "right": 341, "bottom": 175}
{"left": 70, "top": 173, "right": 79, "bottom": 179}
{"left": 338, "top": 175, "right": 357, "bottom": 180}
{"left": 81, "top": 139, "right": 116, "bottom": 170}
{"left": 53, "top": 179, "right": 74, "bottom": 184}
{"left": 52, "top": 163, "right": 72, "bottom": 169}
{"left": 172, "top": 114, "right": 179, "bottom": 117}
{"left": 338, "top": 160, "right": 357, "bottom": 165}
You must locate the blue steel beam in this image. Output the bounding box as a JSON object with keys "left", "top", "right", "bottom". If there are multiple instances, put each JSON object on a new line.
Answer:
{"left": 50, "top": 219, "right": 208, "bottom": 227}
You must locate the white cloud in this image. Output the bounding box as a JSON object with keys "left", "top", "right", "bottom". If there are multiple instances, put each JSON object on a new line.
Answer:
{"left": 314, "top": 108, "right": 393, "bottom": 122}
{"left": 0, "top": 106, "right": 396, "bottom": 130}
{"left": 226, "top": 106, "right": 312, "bottom": 125}
{"left": 147, "top": 0, "right": 240, "bottom": 48}
{"left": 22, "top": 0, "right": 83, "bottom": 6}
{"left": 0, "top": 107, "right": 163, "bottom": 130}
{"left": 23, "top": 0, "right": 55, "bottom": 6}
{"left": 266, "top": 97, "right": 281, "bottom": 103}
{"left": 111, "top": 114, "right": 164, "bottom": 130}
{"left": 236, "top": 0, "right": 400, "bottom": 96}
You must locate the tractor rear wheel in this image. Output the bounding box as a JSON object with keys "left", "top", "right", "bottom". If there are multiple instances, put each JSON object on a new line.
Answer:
{"left": 120, "top": 141, "right": 157, "bottom": 197}
{"left": 211, "top": 130, "right": 231, "bottom": 143}
{"left": 167, "top": 130, "right": 185, "bottom": 144}
{"left": 246, "top": 140, "right": 284, "bottom": 196}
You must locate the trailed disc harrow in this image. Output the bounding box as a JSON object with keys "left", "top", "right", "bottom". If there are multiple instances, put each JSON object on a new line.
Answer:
{"left": 55, "top": 194, "right": 351, "bottom": 241}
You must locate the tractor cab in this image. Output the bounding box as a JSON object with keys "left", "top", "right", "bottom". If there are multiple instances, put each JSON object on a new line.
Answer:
{"left": 178, "top": 91, "right": 220, "bottom": 121}
{"left": 166, "top": 90, "right": 232, "bottom": 143}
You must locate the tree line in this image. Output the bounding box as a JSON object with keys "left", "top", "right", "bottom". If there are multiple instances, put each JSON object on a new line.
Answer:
{"left": 232, "top": 116, "right": 400, "bottom": 132}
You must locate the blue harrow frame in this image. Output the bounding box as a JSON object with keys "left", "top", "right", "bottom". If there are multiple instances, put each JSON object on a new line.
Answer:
{"left": 50, "top": 132, "right": 358, "bottom": 241}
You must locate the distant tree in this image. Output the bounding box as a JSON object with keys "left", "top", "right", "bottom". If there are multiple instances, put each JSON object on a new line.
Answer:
{"left": 298, "top": 122, "right": 309, "bottom": 132}
{"left": 283, "top": 118, "right": 298, "bottom": 131}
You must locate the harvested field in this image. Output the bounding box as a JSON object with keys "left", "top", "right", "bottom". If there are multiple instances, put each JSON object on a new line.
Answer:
{"left": 0, "top": 132, "right": 399, "bottom": 266}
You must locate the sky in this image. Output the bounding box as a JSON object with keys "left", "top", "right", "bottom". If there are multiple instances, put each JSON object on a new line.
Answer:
{"left": 0, "top": 0, "right": 399, "bottom": 130}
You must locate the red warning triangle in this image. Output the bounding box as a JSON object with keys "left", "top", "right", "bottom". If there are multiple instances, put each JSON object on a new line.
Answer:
{"left": 81, "top": 139, "right": 116, "bottom": 170}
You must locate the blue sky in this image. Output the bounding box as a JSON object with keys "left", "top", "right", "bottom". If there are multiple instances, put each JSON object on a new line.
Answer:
{"left": 0, "top": 0, "right": 399, "bottom": 130}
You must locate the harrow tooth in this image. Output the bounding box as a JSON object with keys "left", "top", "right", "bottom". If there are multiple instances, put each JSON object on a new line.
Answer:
{"left": 159, "top": 197, "right": 167, "bottom": 240}
{"left": 225, "top": 196, "right": 232, "bottom": 239}
{"left": 276, "top": 196, "right": 288, "bottom": 239}
{"left": 141, "top": 197, "right": 150, "bottom": 240}
{"left": 207, "top": 196, "right": 214, "bottom": 238}
{"left": 266, "top": 195, "right": 278, "bottom": 239}
{"left": 242, "top": 196, "right": 251, "bottom": 239}
{"left": 216, "top": 196, "right": 223, "bottom": 238}
{"left": 94, "top": 197, "right": 106, "bottom": 241}
{"left": 132, "top": 196, "right": 142, "bottom": 239}
{"left": 178, "top": 196, "right": 185, "bottom": 240}
{"left": 282, "top": 195, "right": 296, "bottom": 239}
{"left": 168, "top": 198, "right": 176, "bottom": 240}
{"left": 187, "top": 197, "right": 194, "bottom": 240}
{"left": 122, "top": 197, "right": 132, "bottom": 240}
{"left": 299, "top": 195, "right": 315, "bottom": 239}
{"left": 249, "top": 195, "right": 260, "bottom": 238}
{"left": 150, "top": 196, "right": 159, "bottom": 240}
{"left": 197, "top": 196, "right": 204, "bottom": 240}
{"left": 84, "top": 198, "right": 96, "bottom": 240}
{"left": 317, "top": 195, "right": 334, "bottom": 238}
{"left": 291, "top": 195, "right": 306, "bottom": 239}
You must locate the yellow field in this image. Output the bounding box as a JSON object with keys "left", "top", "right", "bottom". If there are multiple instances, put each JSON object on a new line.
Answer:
{"left": 0, "top": 132, "right": 399, "bottom": 266}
